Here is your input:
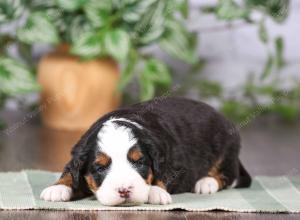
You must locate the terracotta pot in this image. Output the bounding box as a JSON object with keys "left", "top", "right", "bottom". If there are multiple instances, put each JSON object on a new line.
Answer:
{"left": 37, "top": 45, "right": 120, "bottom": 131}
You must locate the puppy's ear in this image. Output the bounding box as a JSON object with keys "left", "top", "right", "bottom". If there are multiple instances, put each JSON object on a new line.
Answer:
{"left": 146, "top": 143, "right": 167, "bottom": 182}
{"left": 62, "top": 121, "right": 102, "bottom": 190}
{"left": 63, "top": 142, "right": 90, "bottom": 189}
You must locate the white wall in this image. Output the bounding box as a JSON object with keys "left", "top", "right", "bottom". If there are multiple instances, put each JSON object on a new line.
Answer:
{"left": 185, "top": 0, "right": 300, "bottom": 91}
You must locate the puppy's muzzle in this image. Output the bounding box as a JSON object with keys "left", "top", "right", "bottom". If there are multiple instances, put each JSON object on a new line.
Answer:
{"left": 118, "top": 186, "right": 132, "bottom": 199}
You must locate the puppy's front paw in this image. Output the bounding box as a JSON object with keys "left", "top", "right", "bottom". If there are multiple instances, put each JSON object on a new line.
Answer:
{"left": 148, "top": 186, "right": 172, "bottom": 205}
{"left": 194, "top": 177, "right": 219, "bottom": 194}
{"left": 40, "top": 185, "right": 72, "bottom": 202}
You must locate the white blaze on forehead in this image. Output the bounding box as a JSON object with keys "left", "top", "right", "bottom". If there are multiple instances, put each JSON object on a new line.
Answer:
{"left": 97, "top": 118, "right": 137, "bottom": 156}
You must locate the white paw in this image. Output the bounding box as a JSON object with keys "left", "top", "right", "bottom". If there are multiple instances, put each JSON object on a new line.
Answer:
{"left": 40, "top": 185, "right": 72, "bottom": 202}
{"left": 194, "top": 177, "right": 219, "bottom": 194}
{"left": 148, "top": 186, "right": 172, "bottom": 205}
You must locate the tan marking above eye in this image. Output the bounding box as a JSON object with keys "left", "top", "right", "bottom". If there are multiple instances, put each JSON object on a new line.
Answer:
{"left": 128, "top": 147, "right": 143, "bottom": 161}
{"left": 95, "top": 152, "right": 111, "bottom": 166}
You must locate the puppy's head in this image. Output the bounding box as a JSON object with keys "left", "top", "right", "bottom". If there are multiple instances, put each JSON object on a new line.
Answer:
{"left": 85, "top": 119, "right": 154, "bottom": 206}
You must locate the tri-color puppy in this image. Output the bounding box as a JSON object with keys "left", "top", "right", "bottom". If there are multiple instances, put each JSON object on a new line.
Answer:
{"left": 40, "top": 97, "right": 251, "bottom": 206}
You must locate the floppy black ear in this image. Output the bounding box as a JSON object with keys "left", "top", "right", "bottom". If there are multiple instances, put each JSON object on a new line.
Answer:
{"left": 137, "top": 128, "right": 170, "bottom": 184}
{"left": 146, "top": 146, "right": 167, "bottom": 181}
{"left": 61, "top": 120, "right": 103, "bottom": 190}
{"left": 62, "top": 140, "right": 91, "bottom": 189}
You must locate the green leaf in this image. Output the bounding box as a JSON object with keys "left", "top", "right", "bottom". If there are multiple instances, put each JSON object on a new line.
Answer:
{"left": 201, "top": 6, "right": 217, "bottom": 14}
{"left": 166, "top": 0, "right": 189, "bottom": 18}
{"left": 104, "top": 29, "right": 131, "bottom": 62}
{"left": 123, "top": 0, "right": 157, "bottom": 23}
{"left": 160, "top": 19, "right": 198, "bottom": 64}
{"left": 143, "top": 58, "right": 171, "bottom": 86}
{"left": 258, "top": 19, "right": 268, "bottom": 43}
{"left": 272, "top": 103, "right": 299, "bottom": 122}
{"left": 178, "top": 0, "right": 189, "bottom": 18}
{"left": 138, "top": 57, "right": 171, "bottom": 101}
{"left": 216, "top": 0, "right": 250, "bottom": 21}
{"left": 134, "top": 1, "right": 166, "bottom": 44}
{"left": 70, "top": 32, "right": 102, "bottom": 58}
{"left": 257, "top": 85, "right": 277, "bottom": 95}
{"left": 0, "top": 0, "right": 24, "bottom": 24}
{"left": 139, "top": 71, "right": 155, "bottom": 101}
{"left": 122, "top": 0, "right": 139, "bottom": 4}
{"left": 246, "top": 0, "right": 289, "bottom": 23}
{"left": 69, "top": 16, "right": 92, "bottom": 43}
{"left": 268, "top": 0, "right": 290, "bottom": 22}
{"left": 0, "top": 119, "right": 6, "bottom": 130}
{"left": 275, "top": 36, "right": 285, "bottom": 69}
{"left": 221, "top": 100, "right": 254, "bottom": 122}
{"left": 0, "top": 57, "right": 40, "bottom": 95}
{"left": 83, "top": 0, "right": 112, "bottom": 28}
{"left": 56, "top": 0, "right": 87, "bottom": 11}
{"left": 198, "top": 80, "right": 223, "bottom": 98}
{"left": 43, "top": 8, "right": 66, "bottom": 33}
{"left": 112, "top": 0, "right": 140, "bottom": 9}
{"left": 260, "top": 54, "right": 274, "bottom": 80}
{"left": 27, "top": 0, "right": 57, "bottom": 8}
{"left": 0, "top": 65, "right": 10, "bottom": 79}
{"left": 17, "top": 12, "right": 59, "bottom": 44}
{"left": 118, "top": 50, "right": 138, "bottom": 91}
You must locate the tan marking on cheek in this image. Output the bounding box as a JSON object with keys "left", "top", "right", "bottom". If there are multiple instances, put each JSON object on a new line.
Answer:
{"left": 128, "top": 148, "right": 143, "bottom": 161}
{"left": 95, "top": 152, "right": 111, "bottom": 166}
{"left": 155, "top": 180, "right": 166, "bottom": 190}
{"left": 85, "top": 175, "right": 98, "bottom": 192}
{"left": 56, "top": 173, "right": 73, "bottom": 187}
{"left": 208, "top": 158, "right": 225, "bottom": 189}
{"left": 146, "top": 168, "right": 153, "bottom": 185}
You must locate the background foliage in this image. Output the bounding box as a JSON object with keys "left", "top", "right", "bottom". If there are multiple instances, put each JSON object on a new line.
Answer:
{"left": 0, "top": 0, "right": 299, "bottom": 128}
{"left": 201, "top": 0, "right": 300, "bottom": 123}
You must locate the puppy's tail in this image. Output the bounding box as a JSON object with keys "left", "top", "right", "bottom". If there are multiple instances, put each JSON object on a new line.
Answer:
{"left": 235, "top": 160, "right": 252, "bottom": 188}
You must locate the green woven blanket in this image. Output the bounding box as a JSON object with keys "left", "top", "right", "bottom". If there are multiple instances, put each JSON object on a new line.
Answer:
{"left": 0, "top": 170, "right": 299, "bottom": 213}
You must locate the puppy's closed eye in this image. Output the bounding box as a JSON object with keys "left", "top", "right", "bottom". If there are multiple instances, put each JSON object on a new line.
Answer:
{"left": 94, "top": 163, "right": 109, "bottom": 172}
{"left": 132, "top": 157, "right": 146, "bottom": 168}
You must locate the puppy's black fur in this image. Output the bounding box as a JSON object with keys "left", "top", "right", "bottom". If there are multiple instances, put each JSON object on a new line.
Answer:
{"left": 62, "top": 97, "right": 251, "bottom": 195}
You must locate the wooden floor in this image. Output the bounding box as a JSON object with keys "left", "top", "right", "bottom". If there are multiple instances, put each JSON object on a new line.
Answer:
{"left": 1, "top": 210, "right": 300, "bottom": 220}
{"left": 0, "top": 110, "right": 299, "bottom": 219}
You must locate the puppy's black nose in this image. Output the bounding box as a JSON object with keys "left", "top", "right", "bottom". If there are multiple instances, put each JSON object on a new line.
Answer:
{"left": 118, "top": 187, "right": 131, "bottom": 198}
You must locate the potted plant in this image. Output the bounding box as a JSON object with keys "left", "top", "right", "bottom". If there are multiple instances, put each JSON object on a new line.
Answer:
{"left": 0, "top": 0, "right": 198, "bottom": 130}
{"left": 2, "top": 0, "right": 294, "bottom": 130}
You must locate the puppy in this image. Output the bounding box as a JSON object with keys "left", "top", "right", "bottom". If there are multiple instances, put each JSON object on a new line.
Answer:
{"left": 40, "top": 97, "right": 251, "bottom": 206}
